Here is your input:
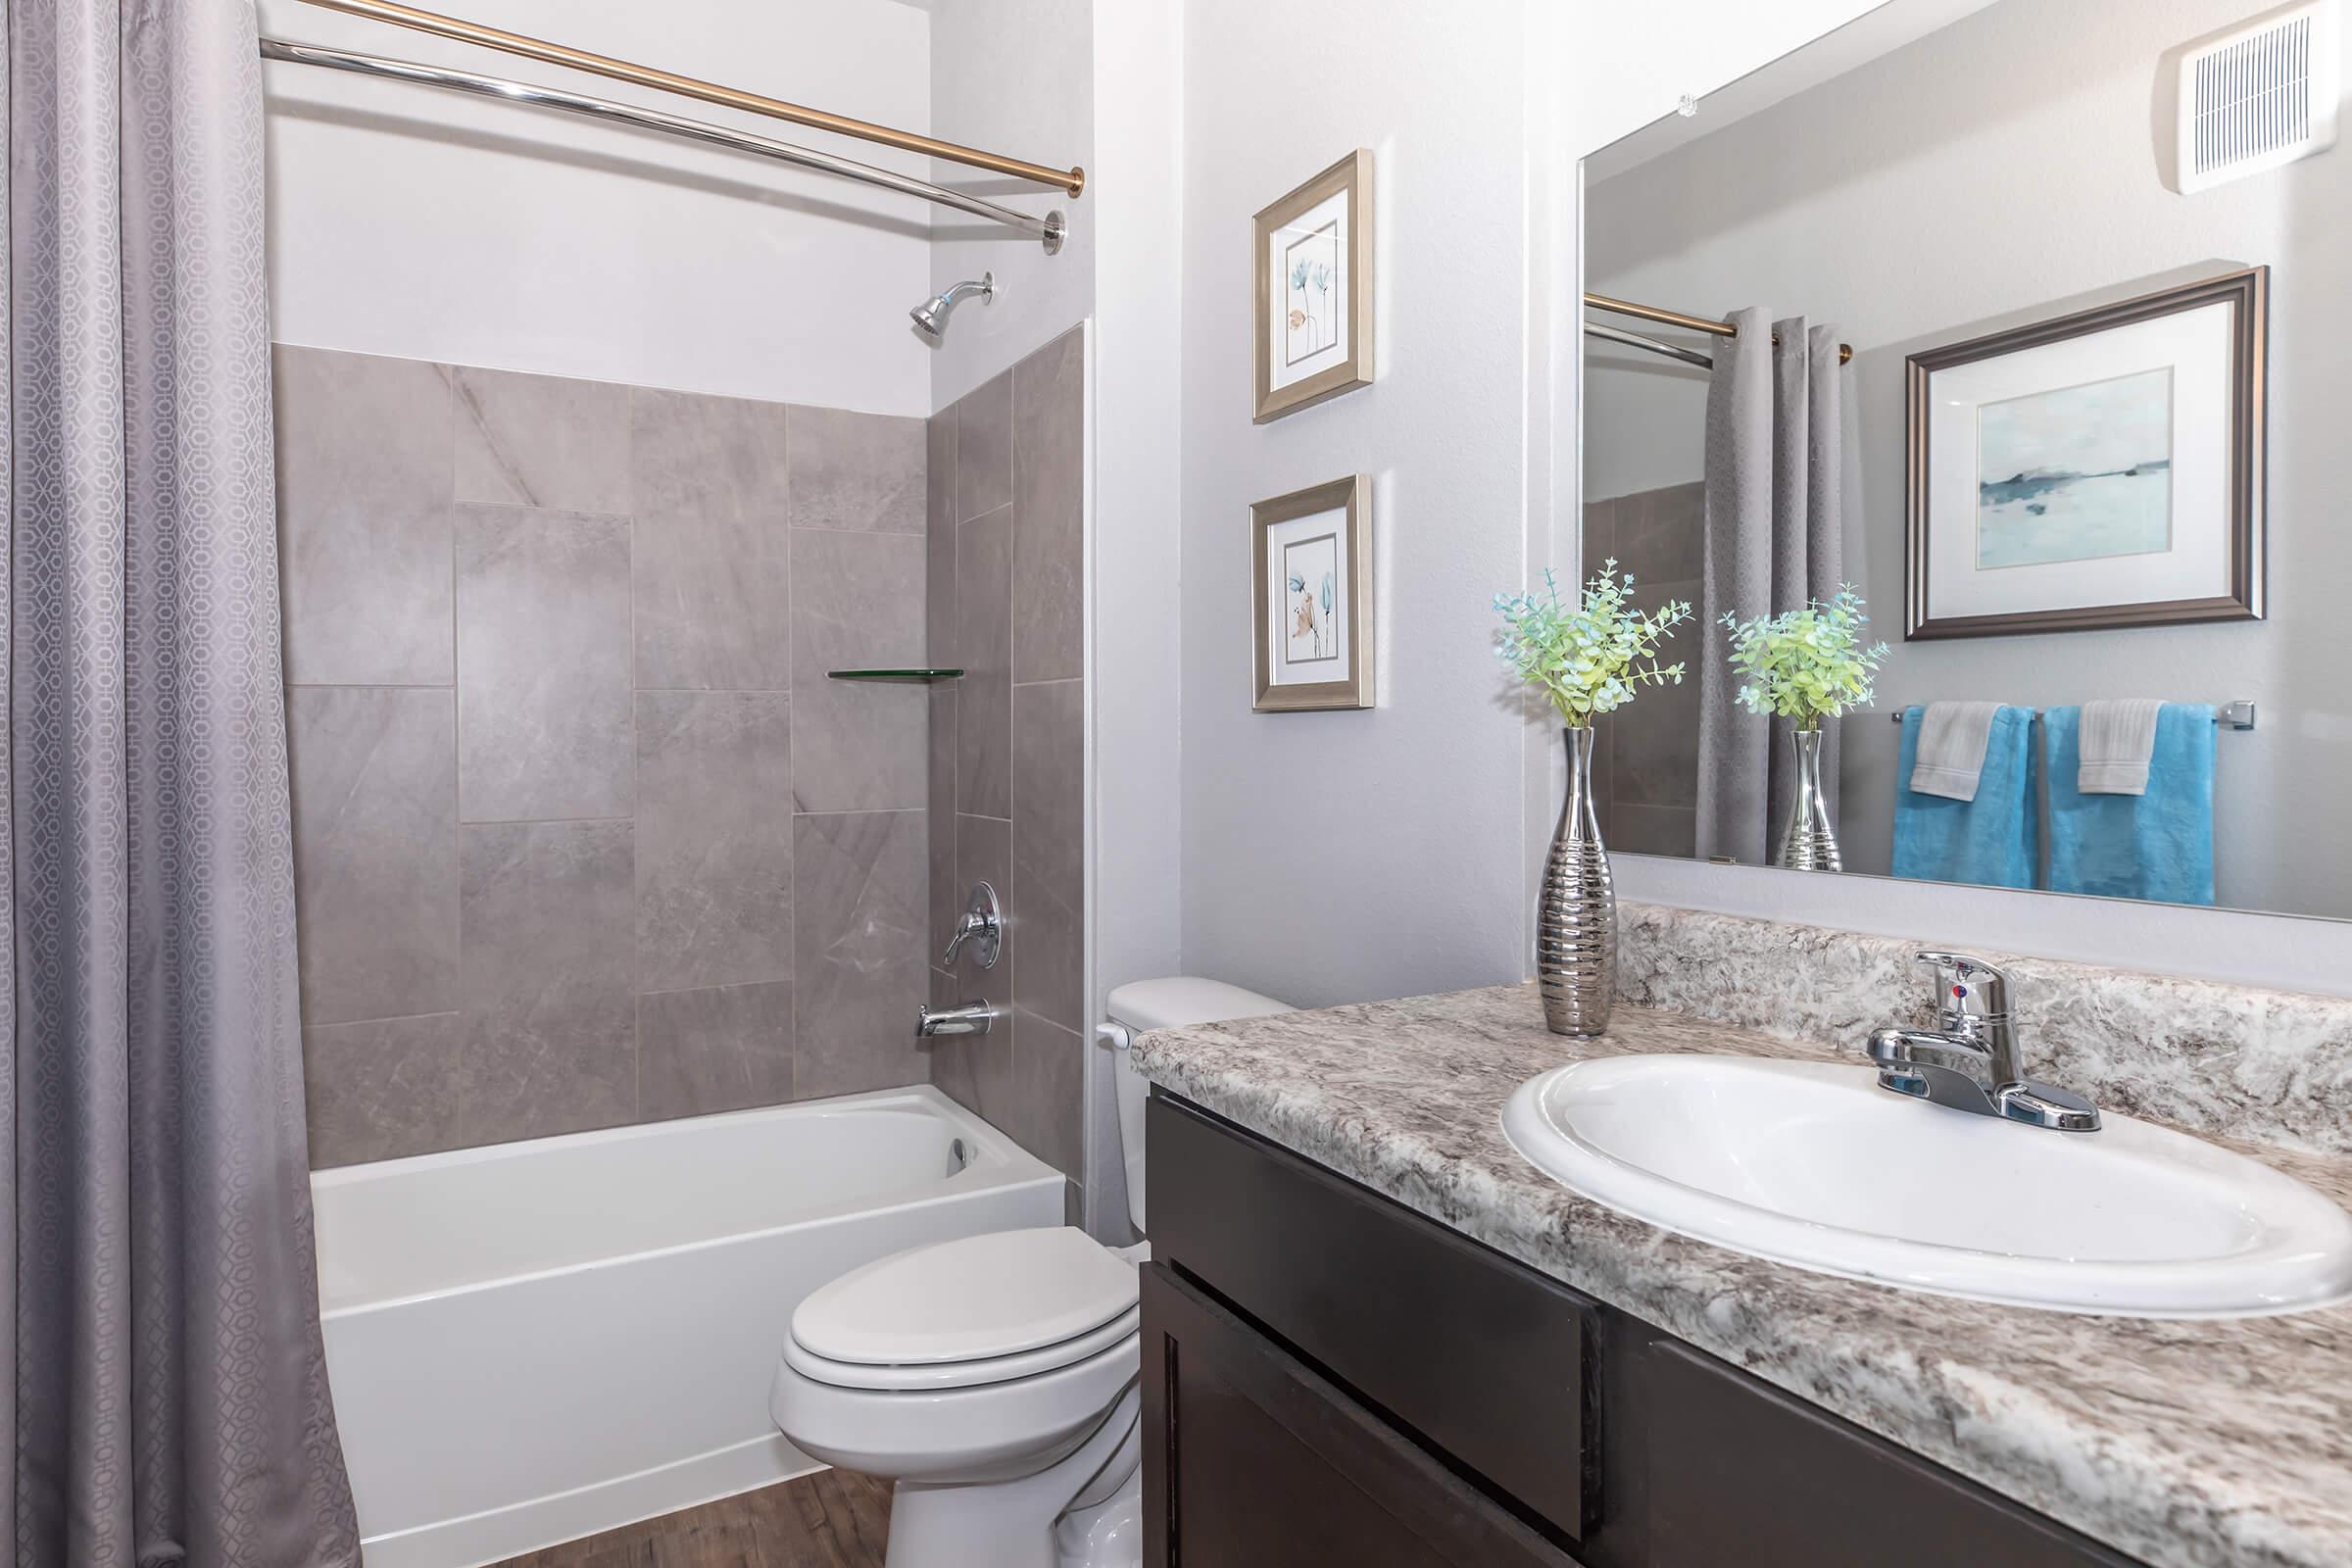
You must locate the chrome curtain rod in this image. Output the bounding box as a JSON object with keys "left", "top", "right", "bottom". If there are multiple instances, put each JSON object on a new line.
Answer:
{"left": 1586, "top": 292, "right": 1853, "bottom": 366}
{"left": 1586, "top": 319, "right": 1713, "bottom": 369}
{"left": 286, "top": 0, "right": 1084, "bottom": 195}
{"left": 259, "top": 38, "right": 1068, "bottom": 252}
{"left": 1887, "top": 702, "right": 2258, "bottom": 731}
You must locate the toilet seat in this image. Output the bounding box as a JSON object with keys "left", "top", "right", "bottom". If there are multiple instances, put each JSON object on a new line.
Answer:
{"left": 787, "top": 1226, "right": 1139, "bottom": 1392}
{"left": 784, "top": 1304, "right": 1140, "bottom": 1392}
{"left": 769, "top": 1325, "right": 1142, "bottom": 1487}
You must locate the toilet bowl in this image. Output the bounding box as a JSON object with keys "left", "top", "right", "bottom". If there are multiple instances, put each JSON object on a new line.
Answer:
{"left": 767, "top": 977, "right": 1294, "bottom": 1568}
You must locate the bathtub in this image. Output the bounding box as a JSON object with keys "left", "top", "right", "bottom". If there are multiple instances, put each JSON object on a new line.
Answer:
{"left": 313, "top": 1084, "right": 1065, "bottom": 1568}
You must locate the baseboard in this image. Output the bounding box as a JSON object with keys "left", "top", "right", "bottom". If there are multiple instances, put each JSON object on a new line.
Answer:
{"left": 358, "top": 1434, "right": 823, "bottom": 1568}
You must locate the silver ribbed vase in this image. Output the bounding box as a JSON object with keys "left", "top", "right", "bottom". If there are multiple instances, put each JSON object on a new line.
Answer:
{"left": 1539, "top": 725, "right": 1615, "bottom": 1037}
{"left": 1775, "top": 724, "right": 1842, "bottom": 872}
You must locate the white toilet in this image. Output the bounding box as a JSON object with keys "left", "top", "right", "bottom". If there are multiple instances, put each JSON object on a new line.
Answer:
{"left": 768, "top": 977, "right": 1294, "bottom": 1568}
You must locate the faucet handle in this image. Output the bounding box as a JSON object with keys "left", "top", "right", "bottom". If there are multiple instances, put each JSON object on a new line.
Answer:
{"left": 942, "top": 882, "right": 1003, "bottom": 970}
{"left": 1914, "top": 951, "right": 2011, "bottom": 1025}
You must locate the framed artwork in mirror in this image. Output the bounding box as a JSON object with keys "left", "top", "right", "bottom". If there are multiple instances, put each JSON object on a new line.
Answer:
{"left": 1253, "top": 150, "right": 1375, "bottom": 422}
{"left": 1904, "top": 266, "right": 2267, "bottom": 639}
{"left": 1251, "top": 475, "right": 1374, "bottom": 711}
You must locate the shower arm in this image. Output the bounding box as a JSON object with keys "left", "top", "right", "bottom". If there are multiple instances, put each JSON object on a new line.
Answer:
{"left": 259, "top": 36, "right": 1069, "bottom": 252}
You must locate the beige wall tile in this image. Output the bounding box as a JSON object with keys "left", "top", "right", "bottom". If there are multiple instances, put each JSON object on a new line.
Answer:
{"left": 288, "top": 686, "right": 458, "bottom": 1025}
{"left": 794, "top": 810, "right": 927, "bottom": 1098}
{"left": 273, "top": 346, "right": 453, "bottom": 686}
{"left": 638, "top": 980, "right": 796, "bottom": 1121}
{"left": 455, "top": 505, "right": 634, "bottom": 821}
{"left": 454, "top": 365, "right": 631, "bottom": 514}
{"left": 789, "top": 405, "right": 925, "bottom": 535}
{"left": 636, "top": 690, "right": 793, "bottom": 992}
{"left": 631, "top": 387, "right": 793, "bottom": 692}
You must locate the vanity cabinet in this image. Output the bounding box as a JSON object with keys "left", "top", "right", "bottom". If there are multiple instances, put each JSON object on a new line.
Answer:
{"left": 1143, "top": 1092, "right": 2147, "bottom": 1568}
{"left": 1142, "top": 1266, "right": 1571, "bottom": 1567}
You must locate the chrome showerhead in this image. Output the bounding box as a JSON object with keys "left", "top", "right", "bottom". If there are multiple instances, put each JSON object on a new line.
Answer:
{"left": 911, "top": 272, "right": 994, "bottom": 340}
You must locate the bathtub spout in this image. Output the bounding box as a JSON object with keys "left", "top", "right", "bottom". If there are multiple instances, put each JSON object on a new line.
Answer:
{"left": 917, "top": 1001, "right": 1002, "bottom": 1038}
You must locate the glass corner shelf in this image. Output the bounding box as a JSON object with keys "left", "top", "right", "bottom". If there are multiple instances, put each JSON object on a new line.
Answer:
{"left": 826, "top": 667, "right": 963, "bottom": 684}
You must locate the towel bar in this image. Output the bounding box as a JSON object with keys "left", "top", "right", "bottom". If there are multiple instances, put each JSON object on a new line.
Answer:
{"left": 1887, "top": 701, "right": 2255, "bottom": 732}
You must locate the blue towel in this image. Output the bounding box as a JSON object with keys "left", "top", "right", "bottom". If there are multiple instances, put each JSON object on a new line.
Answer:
{"left": 2046, "top": 704, "right": 2216, "bottom": 906}
{"left": 1890, "top": 705, "right": 2036, "bottom": 890}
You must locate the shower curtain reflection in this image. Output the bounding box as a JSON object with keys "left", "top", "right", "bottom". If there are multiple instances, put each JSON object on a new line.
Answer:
{"left": 1695, "top": 308, "right": 1847, "bottom": 867}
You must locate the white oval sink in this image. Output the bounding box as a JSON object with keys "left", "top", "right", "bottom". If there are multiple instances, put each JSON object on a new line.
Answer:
{"left": 1500, "top": 1054, "right": 2352, "bottom": 1317}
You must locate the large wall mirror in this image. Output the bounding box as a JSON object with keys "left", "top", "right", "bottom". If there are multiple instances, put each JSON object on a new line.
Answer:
{"left": 1580, "top": 0, "right": 2347, "bottom": 920}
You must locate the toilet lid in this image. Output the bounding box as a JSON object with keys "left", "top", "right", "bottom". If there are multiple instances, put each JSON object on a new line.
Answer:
{"left": 781, "top": 1304, "right": 1139, "bottom": 1393}
{"left": 791, "top": 1227, "right": 1139, "bottom": 1366}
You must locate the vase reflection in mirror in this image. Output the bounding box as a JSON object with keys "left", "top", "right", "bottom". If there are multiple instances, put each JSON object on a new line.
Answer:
{"left": 1541, "top": 725, "right": 1615, "bottom": 1036}
{"left": 1777, "top": 725, "right": 1842, "bottom": 872}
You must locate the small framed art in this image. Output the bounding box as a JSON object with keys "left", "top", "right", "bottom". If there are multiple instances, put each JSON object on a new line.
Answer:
{"left": 1904, "top": 266, "right": 2267, "bottom": 639}
{"left": 1252, "top": 150, "right": 1375, "bottom": 422}
{"left": 1251, "top": 475, "right": 1374, "bottom": 712}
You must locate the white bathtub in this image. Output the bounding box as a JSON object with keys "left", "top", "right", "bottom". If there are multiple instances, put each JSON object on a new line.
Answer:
{"left": 313, "top": 1084, "right": 1065, "bottom": 1568}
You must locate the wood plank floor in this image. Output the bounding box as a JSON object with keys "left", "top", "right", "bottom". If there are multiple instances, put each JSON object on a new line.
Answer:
{"left": 491, "top": 1469, "right": 893, "bottom": 1568}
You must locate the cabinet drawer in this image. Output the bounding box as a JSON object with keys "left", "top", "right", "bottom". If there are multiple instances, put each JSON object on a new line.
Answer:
{"left": 1143, "top": 1263, "right": 1575, "bottom": 1568}
{"left": 1647, "top": 1343, "right": 2141, "bottom": 1568}
{"left": 1148, "top": 1093, "right": 1592, "bottom": 1542}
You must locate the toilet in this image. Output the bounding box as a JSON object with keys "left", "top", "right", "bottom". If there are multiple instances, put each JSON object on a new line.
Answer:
{"left": 768, "top": 977, "right": 1295, "bottom": 1568}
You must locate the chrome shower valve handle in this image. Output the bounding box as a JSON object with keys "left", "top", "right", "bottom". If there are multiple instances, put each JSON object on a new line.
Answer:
{"left": 942, "top": 882, "right": 1003, "bottom": 970}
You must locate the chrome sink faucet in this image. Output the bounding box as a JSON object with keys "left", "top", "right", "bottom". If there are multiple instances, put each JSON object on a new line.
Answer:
{"left": 1865, "top": 952, "right": 2100, "bottom": 1131}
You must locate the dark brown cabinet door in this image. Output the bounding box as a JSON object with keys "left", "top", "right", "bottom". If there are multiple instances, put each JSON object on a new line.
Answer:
{"left": 1645, "top": 1344, "right": 2141, "bottom": 1568}
{"left": 1148, "top": 1095, "right": 1592, "bottom": 1543}
{"left": 1141, "top": 1263, "right": 1574, "bottom": 1568}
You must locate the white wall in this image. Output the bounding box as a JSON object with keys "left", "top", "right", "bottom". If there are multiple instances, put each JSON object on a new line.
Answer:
{"left": 1083, "top": 0, "right": 1183, "bottom": 1238}
{"left": 1090, "top": 0, "right": 1184, "bottom": 1011}
{"left": 1583, "top": 0, "right": 2352, "bottom": 918}
{"left": 1171, "top": 0, "right": 1542, "bottom": 1009}
{"left": 261, "top": 0, "right": 936, "bottom": 412}
{"left": 926, "top": 0, "right": 1097, "bottom": 408}
{"left": 1153, "top": 0, "right": 1887, "bottom": 1009}
{"left": 1566, "top": 0, "right": 1902, "bottom": 157}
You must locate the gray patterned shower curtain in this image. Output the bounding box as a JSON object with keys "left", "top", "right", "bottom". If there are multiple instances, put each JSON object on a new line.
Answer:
{"left": 1694, "top": 308, "right": 1845, "bottom": 867}
{"left": 2, "top": 2, "right": 361, "bottom": 1564}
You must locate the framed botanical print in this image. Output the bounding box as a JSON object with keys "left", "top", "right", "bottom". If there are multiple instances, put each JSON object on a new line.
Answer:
{"left": 1252, "top": 150, "right": 1375, "bottom": 422}
{"left": 1251, "top": 475, "right": 1374, "bottom": 711}
{"left": 1904, "top": 266, "right": 2267, "bottom": 639}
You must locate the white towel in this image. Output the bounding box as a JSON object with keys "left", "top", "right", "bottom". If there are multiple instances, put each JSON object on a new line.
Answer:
{"left": 1909, "top": 702, "right": 2005, "bottom": 802}
{"left": 2078, "top": 699, "right": 2166, "bottom": 795}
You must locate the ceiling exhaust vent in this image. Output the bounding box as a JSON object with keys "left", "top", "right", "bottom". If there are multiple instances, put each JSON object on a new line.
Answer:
{"left": 2175, "top": 0, "right": 2340, "bottom": 193}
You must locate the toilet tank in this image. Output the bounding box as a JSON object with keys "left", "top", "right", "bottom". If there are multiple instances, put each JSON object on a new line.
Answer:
{"left": 1105, "top": 978, "right": 1295, "bottom": 1235}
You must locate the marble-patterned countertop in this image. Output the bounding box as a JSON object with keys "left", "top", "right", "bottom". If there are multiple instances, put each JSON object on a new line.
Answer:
{"left": 1132, "top": 986, "right": 2352, "bottom": 1568}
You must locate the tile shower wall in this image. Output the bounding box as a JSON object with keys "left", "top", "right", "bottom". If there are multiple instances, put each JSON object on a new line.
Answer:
{"left": 274, "top": 346, "right": 931, "bottom": 1167}
{"left": 1583, "top": 479, "right": 1703, "bottom": 858}
{"left": 924, "top": 326, "right": 1088, "bottom": 1214}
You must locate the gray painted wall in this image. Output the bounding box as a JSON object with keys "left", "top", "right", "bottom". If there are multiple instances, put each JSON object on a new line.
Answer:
{"left": 924, "top": 327, "right": 1091, "bottom": 1225}
{"left": 1584, "top": 0, "right": 2352, "bottom": 917}
{"left": 277, "top": 346, "right": 932, "bottom": 1165}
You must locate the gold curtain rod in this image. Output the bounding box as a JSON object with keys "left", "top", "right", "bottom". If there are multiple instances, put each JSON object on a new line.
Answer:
{"left": 1585, "top": 292, "right": 1852, "bottom": 365}
{"left": 290, "top": 0, "right": 1087, "bottom": 197}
